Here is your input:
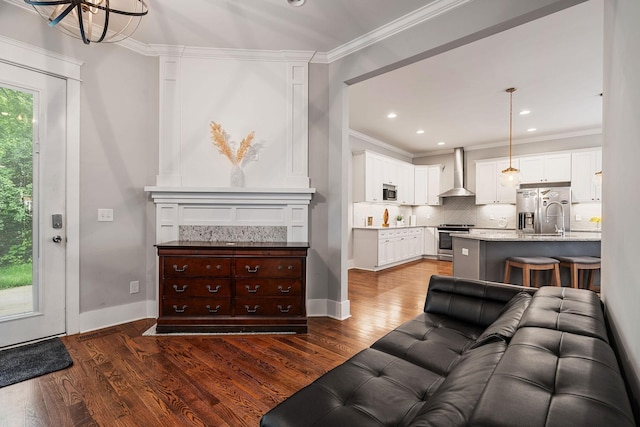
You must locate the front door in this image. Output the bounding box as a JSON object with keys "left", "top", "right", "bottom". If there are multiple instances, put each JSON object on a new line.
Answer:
{"left": 0, "top": 61, "right": 67, "bottom": 348}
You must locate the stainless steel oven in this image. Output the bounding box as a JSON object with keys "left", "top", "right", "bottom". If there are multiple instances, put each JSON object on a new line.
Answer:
{"left": 437, "top": 224, "right": 472, "bottom": 261}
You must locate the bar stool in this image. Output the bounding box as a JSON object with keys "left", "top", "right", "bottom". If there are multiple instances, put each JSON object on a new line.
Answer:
{"left": 504, "top": 256, "right": 561, "bottom": 287}
{"left": 554, "top": 256, "right": 601, "bottom": 290}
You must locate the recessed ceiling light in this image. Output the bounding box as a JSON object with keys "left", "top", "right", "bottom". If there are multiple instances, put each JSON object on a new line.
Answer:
{"left": 387, "top": 112, "right": 397, "bottom": 119}
{"left": 519, "top": 110, "right": 531, "bottom": 115}
{"left": 416, "top": 130, "right": 425, "bottom": 134}
{"left": 287, "top": 0, "right": 306, "bottom": 6}
{"left": 527, "top": 128, "right": 537, "bottom": 132}
{"left": 437, "top": 141, "right": 445, "bottom": 146}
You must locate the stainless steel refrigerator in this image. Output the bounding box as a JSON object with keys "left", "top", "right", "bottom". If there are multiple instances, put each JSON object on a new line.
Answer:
{"left": 516, "top": 182, "right": 571, "bottom": 234}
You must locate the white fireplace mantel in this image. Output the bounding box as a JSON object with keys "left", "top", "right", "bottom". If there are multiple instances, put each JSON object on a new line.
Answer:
{"left": 144, "top": 186, "right": 316, "bottom": 244}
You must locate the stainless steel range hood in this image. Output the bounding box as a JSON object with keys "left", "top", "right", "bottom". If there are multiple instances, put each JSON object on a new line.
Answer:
{"left": 438, "top": 147, "right": 475, "bottom": 197}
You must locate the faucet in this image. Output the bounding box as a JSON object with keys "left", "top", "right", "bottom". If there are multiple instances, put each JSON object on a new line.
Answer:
{"left": 545, "top": 201, "right": 565, "bottom": 236}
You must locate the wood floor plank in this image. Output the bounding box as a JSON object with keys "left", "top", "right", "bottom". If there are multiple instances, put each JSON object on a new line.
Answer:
{"left": 0, "top": 260, "right": 451, "bottom": 426}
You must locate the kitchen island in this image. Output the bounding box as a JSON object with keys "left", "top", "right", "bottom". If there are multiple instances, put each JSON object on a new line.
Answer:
{"left": 452, "top": 231, "right": 601, "bottom": 287}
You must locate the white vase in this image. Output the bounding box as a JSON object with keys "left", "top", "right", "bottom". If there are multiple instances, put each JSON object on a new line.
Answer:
{"left": 230, "top": 164, "right": 244, "bottom": 187}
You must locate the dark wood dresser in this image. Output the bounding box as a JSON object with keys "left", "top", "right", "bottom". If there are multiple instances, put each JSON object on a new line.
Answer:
{"left": 155, "top": 241, "right": 309, "bottom": 333}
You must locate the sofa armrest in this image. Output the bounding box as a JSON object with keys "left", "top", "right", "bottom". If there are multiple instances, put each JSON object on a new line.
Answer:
{"left": 425, "top": 276, "right": 536, "bottom": 328}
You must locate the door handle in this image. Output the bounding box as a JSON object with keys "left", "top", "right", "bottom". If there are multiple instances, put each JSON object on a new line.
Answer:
{"left": 52, "top": 235, "right": 62, "bottom": 243}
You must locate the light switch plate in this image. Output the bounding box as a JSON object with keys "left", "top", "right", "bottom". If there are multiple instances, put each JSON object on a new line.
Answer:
{"left": 98, "top": 209, "right": 114, "bottom": 222}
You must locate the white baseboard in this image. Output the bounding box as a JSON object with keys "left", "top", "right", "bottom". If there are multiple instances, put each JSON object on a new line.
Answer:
{"left": 79, "top": 300, "right": 154, "bottom": 333}
{"left": 307, "top": 298, "right": 351, "bottom": 320}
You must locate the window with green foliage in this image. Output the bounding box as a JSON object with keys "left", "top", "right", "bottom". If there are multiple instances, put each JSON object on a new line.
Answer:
{"left": 0, "top": 86, "right": 34, "bottom": 289}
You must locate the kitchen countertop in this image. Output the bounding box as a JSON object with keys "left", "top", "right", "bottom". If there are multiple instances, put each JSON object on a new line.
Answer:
{"left": 455, "top": 231, "right": 601, "bottom": 242}
{"left": 352, "top": 225, "right": 430, "bottom": 230}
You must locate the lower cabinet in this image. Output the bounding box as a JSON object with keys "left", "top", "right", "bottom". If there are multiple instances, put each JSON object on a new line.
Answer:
{"left": 156, "top": 241, "right": 308, "bottom": 333}
{"left": 353, "top": 227, "right": 423, "bottom": 271}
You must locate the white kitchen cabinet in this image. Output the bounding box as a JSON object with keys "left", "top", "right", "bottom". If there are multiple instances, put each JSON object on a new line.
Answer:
{"left": 353, "top": 151, "right": 386, "bottom": 202}
{"left": 353, "top": 227, "right": 424, "bottom": 271}
{"left": 423, "top": 226, "right": 437, "bottom": 256}
{"left": 571, "top": 149, "right": 602, "bottom": 202}
{"left": 414, "top": 165, "right": 442, "bottom": 206}
{"left": 519, "top": 153, "right": 571, "bottom": 184}
{"left": 475, "top": 159, "right": 518, "bottom": 204}
{"left": 398, "top": 163, "right": 415, "bottom": 205}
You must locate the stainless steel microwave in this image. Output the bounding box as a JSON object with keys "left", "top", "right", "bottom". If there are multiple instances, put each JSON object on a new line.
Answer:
{"left": 382, "top": 184, "right": 397, "bottom": 201}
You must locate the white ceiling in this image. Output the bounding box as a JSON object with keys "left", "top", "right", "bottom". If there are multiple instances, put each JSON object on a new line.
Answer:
{"left": 119, "top": 0, "right": 434, "bottom": 52}
{"left": 8, "top": 0, "right": 604, "bottom": 156}
{"left": 349, "top": 0, "right": 604, "bottom": 156}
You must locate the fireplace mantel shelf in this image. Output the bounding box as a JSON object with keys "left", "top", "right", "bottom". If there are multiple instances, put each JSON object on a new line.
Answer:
{"left": 144, "top": 186, "right": 316, "bottom": 205}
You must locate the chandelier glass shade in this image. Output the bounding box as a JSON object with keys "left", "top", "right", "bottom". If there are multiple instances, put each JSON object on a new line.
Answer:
{"left": 24, "top": 0, "right": 149, "bottom": 45}
{"left": 500, "top": 87, "right": 521, "bottom": 187}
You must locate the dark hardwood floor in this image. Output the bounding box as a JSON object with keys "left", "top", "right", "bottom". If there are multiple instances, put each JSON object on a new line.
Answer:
{"left": 0, "top": 260, "right": 452, "bottom": 426}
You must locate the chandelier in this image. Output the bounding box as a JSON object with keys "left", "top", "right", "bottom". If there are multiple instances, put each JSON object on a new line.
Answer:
{"left": 24, "top": 0, "right": 149, "bottom": 45}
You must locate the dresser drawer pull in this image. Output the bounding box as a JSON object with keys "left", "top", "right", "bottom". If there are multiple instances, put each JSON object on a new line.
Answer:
{"left": 278, "top": 285, "right": 292, "bottom": 294}
{"left": 277, "top": 265, "right": 294, "bottom": 270}
{"left": 173, "top": 264, "right": 188, "bottom": 272}
{"left": 245, "top": 265, "right": 260, "bottom": 273}
{"left": 244, "top": 305, "right": 260, "bottom": 313}
{"left": 206, "top": 265, "right": 223, "bottom": 270}
{"left": 172, "top": 284, "right": 188, "bottom": 293}
{"left": 206, "top": 284, "right": 222, "bottom": 293}
{"left": 278, "top": 305, "right": 293, "bottom": 313}
{"left": 206, "top": 305, "right": 221, "bottom": 313}
{"left": 245, "top": 285, "right": 261, "bottom": 293}
{"left": 172, "top": 305, "right": 188, "bottom": 313}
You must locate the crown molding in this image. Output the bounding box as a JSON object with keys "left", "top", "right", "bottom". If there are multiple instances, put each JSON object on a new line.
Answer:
{"left": 349, "top": 129, "right": 415, "bottom": 159}
{"left": 5, "top": 0, "right": 469, "bottom": 64}
{"left": 411, "top": 128, "right": 603, "bottom": 158}
{"left": 325, "top": 0, "right": 472, "bottom": 63}
{"left": 148, "top": 44, "right": 315, "bottom": 62}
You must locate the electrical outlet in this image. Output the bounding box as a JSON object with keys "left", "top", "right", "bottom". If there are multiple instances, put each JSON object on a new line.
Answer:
{"left": 490, "top": 214, "right": 495, "bottom": 220}
{"left": 130, "top": 280, "right": 139, "bottom": 294}
{"left": 575, "top": 215, "right": 582, "bottom": 221}
{"left": 98, "top": 208, "right": 114, "bottom": 222}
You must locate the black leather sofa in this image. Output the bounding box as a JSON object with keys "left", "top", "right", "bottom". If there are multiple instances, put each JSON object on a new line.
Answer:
{"left": 260, "top": 275, "right": 636, "bottom": 427}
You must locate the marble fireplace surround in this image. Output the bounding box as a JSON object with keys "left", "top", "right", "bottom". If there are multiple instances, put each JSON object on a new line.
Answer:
{"left": 145, "top": 187, "right": 316, "bottom": 244}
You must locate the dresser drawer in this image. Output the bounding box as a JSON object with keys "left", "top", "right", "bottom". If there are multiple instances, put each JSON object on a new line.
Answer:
{"left": 235, "top": 279, "right": 302, "bottom": 297}
{"left": 235, "top": 258, "right": 302, "bottom": 278}
{"left": 162, "top": 278, "right": 231, "bottom": 298}
{"left": 162, "top": 298, "right": 231, "bottom": 316}
{"left": 162, "top": 257, "right": 231, "bottom": 277}
{"left": 235, "top": 297, "right": 303, "bottom": 316}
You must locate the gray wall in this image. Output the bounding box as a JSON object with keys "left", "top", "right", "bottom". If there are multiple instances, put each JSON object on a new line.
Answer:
{"left": 0, "top": 4, "right": 159, "bottom": 313}
{"left": 307, "top": 63, "right": 330, "bottom": 302}
{"left": 603, "top": 0, "right": 640, "bottom": 415}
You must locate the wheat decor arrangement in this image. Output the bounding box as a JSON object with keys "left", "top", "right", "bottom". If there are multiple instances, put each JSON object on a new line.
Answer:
{"left": 209, "top": 121, "right": 256, "bottom": 186}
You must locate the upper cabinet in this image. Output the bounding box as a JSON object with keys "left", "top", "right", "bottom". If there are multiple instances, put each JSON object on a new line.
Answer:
{"left": 519, "top": 153, "right": 571, "bottom": 184}
{"left": 475, "top": 159, "right": 519, "bottom": 204}
{"left": 397, "top": 163, "right": 415, "bottom": 205}
{"left": 414, "top": 165, "right": 442, "bottom": 206}
{"left": 353, "top": 151, "right": 384, "bottom": 202}
{"left": 571, "top": 149, "right": 602, "bottom": 202}
{"left": 353, "top": 151, "right": 439, "bottom": 205}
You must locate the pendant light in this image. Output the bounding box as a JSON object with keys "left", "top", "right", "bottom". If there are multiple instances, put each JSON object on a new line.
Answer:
{"left": 24, "top": 0, "right": 149, "bottom": 45}
{"left": 500, "top": 87, "right": 521, "bottom": 187}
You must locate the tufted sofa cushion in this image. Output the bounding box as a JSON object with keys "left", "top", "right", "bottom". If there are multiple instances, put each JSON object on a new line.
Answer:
{"left": 469, "top": 327, "right": 635, "bottom": 427}
{"left": 518, "top": 286, "right": 608, "bottom": 342}
{"left": 370, "top": 313, "right": 484, "bottom": 375}
{"left": 406, "top": 341, "right": 507, "bottom": 427}
{"left": 260, "top": 347, "right": 449, "bottom": 427}
{"left": 424, "top": 276, "right": 535, "bottom": 328}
